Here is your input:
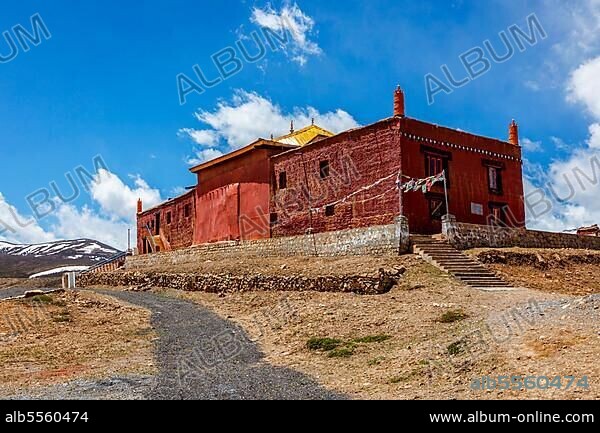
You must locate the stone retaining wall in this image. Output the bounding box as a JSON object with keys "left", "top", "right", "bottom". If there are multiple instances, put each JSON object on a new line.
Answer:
{"left": 125, "top": 218, "right": 410, "bottom": 270}
{"left": 77, "top": 267, "right": 406, "bottom": 296}
{"left": 444, "top": 221, "right": 600, "bottom": 250}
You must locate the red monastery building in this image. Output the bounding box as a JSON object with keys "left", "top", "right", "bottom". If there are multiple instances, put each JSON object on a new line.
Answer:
{"left": 137, "top": 87, "right": 525, "bottom": 254}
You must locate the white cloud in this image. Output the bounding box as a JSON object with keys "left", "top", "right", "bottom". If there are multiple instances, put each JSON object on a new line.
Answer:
{"left": 0, "top": 170, "right": 163, "bottom": 250}
{"left": 50, "top": 204, "right": 132, "bottom": 251}
{"left": 90, "top": 169, "right": 162, "bottom": 220}
{"left": 178, "top": 128, "right": 219, "bottom": 147}
{"left": 251, "top": 2, "right": 322, "bottom": 65}
{"left": 521, "top": 138, "right": 543, "bottom": 152}
{"left": 0, "top": 192, "right": 55, "bottom": 244}
{"left": 547, "top": 0, "right": 600, "bottom": 62}
{"left": 179, "top": 90, "right": 359, "bottom": 165}
{"left": 567, "top": 56, "right": 600, "bottom": 119}
{"left": 589, "top": 123, "right": 600, "bottom": 148}
{"left": 187, "top": 148, "right": 224, "bottom": 166}
{"left": 525, "top": 2, "right": 600, "bottom": 232}
{"left": 525, "top": 133, "right": 600, "bottom": 231}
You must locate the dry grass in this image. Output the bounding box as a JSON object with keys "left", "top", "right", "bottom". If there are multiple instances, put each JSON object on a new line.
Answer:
{"left": 150, "top": 258, "right": 599, "bottom": 400}
{"left": 0, "top": 290, "right": 156, "bottom": 390}
{"left": 468, "top": 248, "right": 600, "bottom": 296}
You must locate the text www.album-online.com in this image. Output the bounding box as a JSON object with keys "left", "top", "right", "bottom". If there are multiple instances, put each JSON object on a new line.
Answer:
{"left": 430, "top": 412, "right": 595, "bottom": 424}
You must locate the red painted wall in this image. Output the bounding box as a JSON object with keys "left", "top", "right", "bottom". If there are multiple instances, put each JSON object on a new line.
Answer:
{"left": 271, "top": 117, "right": 525, "bottom": 237}
{"left": 400, "top": 117, "right": 525, "bottom": 234}
{"left": 195, "top": 184, "right": 240, "bottom": 244}
{"left": 193, "top": 147, "right": 283, "bottom": 243}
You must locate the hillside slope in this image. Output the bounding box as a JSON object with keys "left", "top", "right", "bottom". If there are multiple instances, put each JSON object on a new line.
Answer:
{"left": 0, "top": 239, "right": 121, "bottom": 278}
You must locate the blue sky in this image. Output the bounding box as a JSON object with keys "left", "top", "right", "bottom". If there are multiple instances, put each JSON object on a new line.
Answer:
{"left": 1, "top": 0, "right": 599, "bottom": 248}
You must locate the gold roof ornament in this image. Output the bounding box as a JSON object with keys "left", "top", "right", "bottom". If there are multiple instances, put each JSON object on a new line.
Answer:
{"left": 274, "top": 123, "right": 335, "bottom": 147}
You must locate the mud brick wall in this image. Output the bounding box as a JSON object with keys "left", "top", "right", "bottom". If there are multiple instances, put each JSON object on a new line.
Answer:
{"left": 271, "top": 119, "right": 402, "bottom": 238}
{"left": 446, "top": 223, "right": 600, "bottom": 250}
{"left": 125, "top": 220, "right": 409, "bottom": 271}
{"left": 137, "top": 190, "right": 195, "bottom": 253}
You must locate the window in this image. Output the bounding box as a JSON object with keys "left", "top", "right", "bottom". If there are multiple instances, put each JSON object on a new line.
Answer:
{"left": 184, "top": 204, "right": 191, "bottom": 218}
{"left": 426, "top": 154, "right": 444, "bottom": 177}
{"left": 319, "top": 160, "right": 330, "bottom": 179}
{"left": 421, "top": 146, "right": 451, "bottom": 186}
{"left": 489, "top": 203, "right": 507, "bottom": 225}
{"left": 325, "top": 205, "right": 335, "bottom": 217}
{"left": 278, "top": 171, "right": 287, "bottom": 189}
{"left": 427, "top": 194, "right": 447, "bottom": 221}
{"left": 270, "top": 213, "right": 278, "bottom": 225}
{"left": 166, "top": 212, "right": 172, "bottom": 225}
{"left": 487, "top": 166, "right": 503, "bottom": 194}
{"left": 483, "top": 160, "right": 505, "bottom": 195}
{"left": 154, "top": 213, "right": 161, "bottom": 235}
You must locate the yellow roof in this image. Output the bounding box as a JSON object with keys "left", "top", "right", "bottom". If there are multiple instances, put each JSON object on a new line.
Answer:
{"left": 274, "top": 124, "right": 334, "bottom": 147}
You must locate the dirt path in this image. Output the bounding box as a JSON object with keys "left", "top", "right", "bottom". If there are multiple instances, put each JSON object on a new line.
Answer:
{"left": 0, "top": 287, "right": 60, "bottom": 300}
{"left": 96, "top": 290, "right": 344, "bottom": 400}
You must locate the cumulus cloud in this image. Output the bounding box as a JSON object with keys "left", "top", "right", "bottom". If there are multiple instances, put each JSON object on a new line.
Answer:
{"left": 49, "top": 204, "right": 132, "bottom": 251}
{"left": 521, "top": 138, "right": 543, "bottom": 153}
{"left": 526, "top": 44, "right": 600, "bottom": 229}
{"left": 250, "top": 2, "right": 322, "bottom": 66}
{"left": 525, "top": 145, "right": 600, "bottom": 231}
{"left": 567, "top": 56, "right": 600, "bottom": 118}
{"left": 0, "top": 192, "right": 56, "bottom": 244}
{"left": 525, "top": 2, "right": 600, "bottom": 232}
{"left": 0, "top": 170, "right": 163, "bottom": 250}
{"left": 91, "top": 169, "right": 162, "bottom": 220}
{"left": 549, "top": 0, "right": 600, "bottom": 61}
{"left": 179, "top": 90, "right": 359, "bottom": 165}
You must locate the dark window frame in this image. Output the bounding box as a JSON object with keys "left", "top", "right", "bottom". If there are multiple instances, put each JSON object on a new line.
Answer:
{"left": 278, "top": 171, "right": 287, "bottom": 190}
{"left": 184, "top": 204, "right": 192, "bottom": 218}
{"left": 319, "top": 160, "right": 330, "bottom": 179}
{"left": 482, "top": 160, "right": 505, "bottom": 195}
{"left": 325, "top": 205, "right": 335, "bottom": 217}
{"left": 421, "top": 145, "right": 451, "bottom": 187}
{"left": 166, "top": 211, "right": 172, "bottom": 225}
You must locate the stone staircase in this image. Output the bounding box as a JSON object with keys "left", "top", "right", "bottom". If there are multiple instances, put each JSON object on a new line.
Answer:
{"left": 411, "top": 235, "right": 515, "bottom": 290}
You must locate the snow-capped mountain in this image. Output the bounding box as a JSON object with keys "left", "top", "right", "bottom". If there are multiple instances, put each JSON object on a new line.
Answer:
{"left": 0, "top": 239, "right": 121, "bottom": 278}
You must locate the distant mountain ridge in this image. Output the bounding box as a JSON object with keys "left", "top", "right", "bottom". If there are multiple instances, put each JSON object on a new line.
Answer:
{"left": 0, "top": 239, "right": 121, "bottom": 278}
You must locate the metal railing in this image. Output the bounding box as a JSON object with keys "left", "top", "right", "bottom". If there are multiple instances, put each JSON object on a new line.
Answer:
{"left": 77, "top": 250, "right": 129, "bottom": 275}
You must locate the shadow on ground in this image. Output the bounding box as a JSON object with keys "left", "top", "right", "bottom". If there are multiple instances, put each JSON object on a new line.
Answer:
{"left": 98, "top": 290, "right": 346, "bottom": 400}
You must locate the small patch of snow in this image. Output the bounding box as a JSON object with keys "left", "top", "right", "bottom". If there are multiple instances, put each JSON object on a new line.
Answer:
{"left": 29, "top": 266, "right": 89, "bottom": 279}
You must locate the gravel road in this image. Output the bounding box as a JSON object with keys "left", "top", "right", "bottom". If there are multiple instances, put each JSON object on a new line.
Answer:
{"left": 2, "top": 289, "right": 344, "bottom": 400}
{"left": 98, "top": 290, "right": 344, "bottom": 400}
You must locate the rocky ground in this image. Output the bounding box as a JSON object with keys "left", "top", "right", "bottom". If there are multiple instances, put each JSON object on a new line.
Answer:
{"left": 469, "top": 248, "right": 600, "bottom": 296}
{"left": 1, "top": 249, "right": 598, "bottom": 400}
{"left": 151, "top": 256, "right": 599, "bottom": 400}
{"left": 0, "top": 290, "right": 155, "bottom": 398}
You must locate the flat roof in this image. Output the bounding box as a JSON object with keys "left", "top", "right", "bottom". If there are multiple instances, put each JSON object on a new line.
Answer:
{"left": 189, "top": 139, "right": 296, "bottom": 174}
{"left": 138, "top": 188, "right": 195, "bottom": 216}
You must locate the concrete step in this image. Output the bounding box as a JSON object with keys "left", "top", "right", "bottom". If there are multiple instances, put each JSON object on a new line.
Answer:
{"left": 414, "top": 239, "right": 516, "bottom": 290}
{"left": 457, "top": 278, "right": 509, "bottom": 284}
{"left": 465, "top": 281, "right": 512, "bottom": 288}
{"left": 439, "top": 265, "right": 484, "bottom": 271}
{"left": 431, "top": 257, "right": 478, "bottom": 262}
{"left": 458, "top": 278, "right": 507, "bottom": 284}
{"left": 423, "top": 253, "right": 475, "bottom": 258}
{"left": 459, "top": 278, "right": 510, "bottom": 283}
